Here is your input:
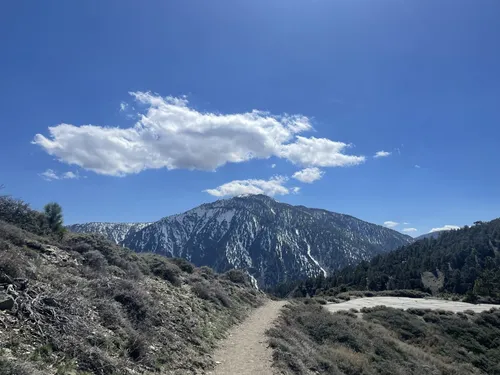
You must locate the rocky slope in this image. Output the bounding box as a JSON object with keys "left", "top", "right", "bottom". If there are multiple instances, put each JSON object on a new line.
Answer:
{"left": 66, "top": 222, "right": 151, "bottom": 244}
{"left": 0, "top": 208, "right": 263, "bottom": 374}
{"left": 122, "top": 195, "right": 412, "bottom": 287}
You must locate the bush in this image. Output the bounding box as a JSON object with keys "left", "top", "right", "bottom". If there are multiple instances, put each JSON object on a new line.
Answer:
{"left": 192, "top": 282, "right": 211, "bottom": 300}
{"left": 148, "top": 257, "right": 181, "bottom": 286}
{"left": 126, "top": 331, "right": 149, "bottom": 362}
{"left": 169, "top": 257, "right": 194, "bottom": 274}
{"left": 0, "top": 197, "right": 50, "bottom": 236}
{"left": 225, "top": 269, "right": 248, "bottom": 284}
{"left": 83, "top": 250, "right": 108, "bottom": 271}
{"left": 0, "top": 251, "right": 25, "bottom": 282}
{"left": 213, "top": 286, "right": 232, "bottom": 308}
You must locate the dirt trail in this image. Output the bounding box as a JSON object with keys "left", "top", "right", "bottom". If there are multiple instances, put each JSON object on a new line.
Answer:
{"left": 209, "top": 300, "right": 287, "bottom": 375}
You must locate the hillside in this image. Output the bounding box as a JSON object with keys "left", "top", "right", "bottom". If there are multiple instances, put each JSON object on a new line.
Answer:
{"left": 268, "top": 301, "right": 500, "bottom": 375}
{"left": 0, "top": 197, "right": 264, "bottom": 374}
{"left": 119, "top": 195, "right": 412, "bottom": 288}
{"left": 66, "top": 222, "right": 151, "bottom": 244}
{"left": 283, "top": 219, "right": 500, "bottom": 301}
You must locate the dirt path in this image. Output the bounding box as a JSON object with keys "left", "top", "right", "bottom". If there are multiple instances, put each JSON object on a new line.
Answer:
{"left": 209, "top": 300, "right": 287, "bottom": 375}
{"left": 326, "top": 297, "right": 499, "bottom": 314}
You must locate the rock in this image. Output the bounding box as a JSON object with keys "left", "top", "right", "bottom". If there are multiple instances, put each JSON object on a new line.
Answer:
{"left": 0, "top": 292, "right": 14, "bottom": 311}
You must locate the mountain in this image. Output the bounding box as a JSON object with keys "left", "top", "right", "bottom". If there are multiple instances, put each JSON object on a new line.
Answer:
{"left": 289, "top": 219, "right": 500, "bottom": 301}
{"left": 121, "top": 195, "right": 412, "bottom": 287}
{"left": 66, "top": 222, "right": 151, "bottom": 244}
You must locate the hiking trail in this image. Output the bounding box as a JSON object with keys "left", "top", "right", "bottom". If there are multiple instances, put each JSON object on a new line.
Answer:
{"left": 209, "top": 300, "right": 287, "bottom": 375}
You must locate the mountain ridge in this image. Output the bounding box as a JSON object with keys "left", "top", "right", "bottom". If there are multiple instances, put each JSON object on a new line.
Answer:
{"left": 118, "top": 195, "right": 412, "bottom": 287}
{"left": 66, "top": 195, "right": 412, "bottom": 287}
{"left": 66, "top": 222, "right": 152, "bottom": 244}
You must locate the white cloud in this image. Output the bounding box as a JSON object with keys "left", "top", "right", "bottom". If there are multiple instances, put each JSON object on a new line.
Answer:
{"left": 33, "top": 92, "right": 365, "bottom": 176}
{"left": 402, "top": 228, "right": 418, "bottom": 233}
{"left": 204, "top": 176, "right": 291, "bottom": 197}
{"left": 280, "top": 136, "right": 365, "bottom": 167}
{"left": 415, "top": 165, "right": 421, "bottom": 169}
{"left": 119, "top": 102, "right": 128, "bottom": 112}
{"left": 403, "top": 222, "right": 410, "bottom": 225}
{"left": 292, "top": 167, "right": 324, "bottom": 183}
{"left": 429, "top": 225, "right": 460, "bottom": 233}
{"left": 63, "top": 171, "right": 80, "bottom": 179}
{"left": 384, "top": 221, "right": 399, "bottom": 228}
{"left": 291, "top": 186, "right": 301, "bottom": 194}
{"left": 40, "top": 169, "right": 60, "bottom": 181}
{"left": 374, "top": 150, "right": 391, "bottom": 158}
{"left": 271, "top": 164, "right": 276, "bottom": 169}
{"left": 39, "top": 169, "right": 80, "bottom": 181}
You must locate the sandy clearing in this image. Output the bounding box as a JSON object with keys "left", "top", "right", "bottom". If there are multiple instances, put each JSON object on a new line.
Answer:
{"left": 326, "top": 297, "right": 499, "bottom": 314}
{"left": 209, "top": 300, "right": 287, "bottom": 375}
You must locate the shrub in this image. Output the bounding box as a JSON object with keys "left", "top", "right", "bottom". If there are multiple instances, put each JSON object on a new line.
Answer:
{"left": 198, "top": 266, "right": 215, "bottom": 279}
{"left": 0, "top": 221, "right": 26, "bottom": 247}
{"left": 149, "top": 257, "right": 181, "bottom": 286}
{"left": 71, "top": 242, "right": 93, "bottom": 254}
{"left": 0, "top": 197, "right": 50, "bottom": 236}
{"left": 83, "top": 250, "right": 108, "bottom": 271}
{"left": 213, "top": 286, "right": 232, "bottom": 308}
{"left": 225, "top": 269, "right": 248, "bottom": 284}
{"left": 0, "top": 251, "right": 25, "bottom": 282}
{"left": 169, "top": 257, "right": 194, "bottom": 274}
{"left": 126, "top": 331, "right": 149, "bottom": 362}
{"left": 192, "top": 282, "right": 211, "bottom": 300}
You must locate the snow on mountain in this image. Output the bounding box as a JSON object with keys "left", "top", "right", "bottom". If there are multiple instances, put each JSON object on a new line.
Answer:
{"left": 121, "top": 195, "right": 413, "bottom": 287}
{"left": 66, "top": 222, "right": 152, "bottom": 244}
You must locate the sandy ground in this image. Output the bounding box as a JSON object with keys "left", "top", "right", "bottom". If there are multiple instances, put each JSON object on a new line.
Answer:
{"left": 326, "top": 296, "right": 499, "bottom": 314}
{"left": 209, "top": 300, "right": 287, "bottom": 375}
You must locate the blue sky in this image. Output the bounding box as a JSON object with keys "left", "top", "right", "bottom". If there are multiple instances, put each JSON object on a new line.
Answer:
{"left": 1, "top": 0, "right": 499, "bottom": 236}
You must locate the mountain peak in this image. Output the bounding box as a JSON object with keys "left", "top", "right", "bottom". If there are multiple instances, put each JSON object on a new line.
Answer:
{"left": 120, "top": 199, "right": 412, "bottom": 287}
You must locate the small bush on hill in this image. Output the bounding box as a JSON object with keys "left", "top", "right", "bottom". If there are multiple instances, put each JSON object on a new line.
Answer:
{"left": 83, "top": 250, "right": 108, "bottom": 271}
{"left": 225, "top": 269, "right": 248, "bottom": 284}
{"left": 192, "top": 282, "right": 212, "bottom": 300}
{"left": 169, "top": 257, "right": 195, "bottom": 274}
{"left": 148, "top": 257, "right": 182, "bottom": 286}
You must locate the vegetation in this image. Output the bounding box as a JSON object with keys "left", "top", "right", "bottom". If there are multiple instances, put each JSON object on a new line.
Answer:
{"left": 273, "top": 219, "right": 500, "bottom": 302}
{"left": 268, "top": 301, "right": 500, "bottom": 375}
{"left": 43, "top": 202, "right": 64, "bottom": 238}
{"left": 0, "top": 197, "right": 264, "bottom": 375}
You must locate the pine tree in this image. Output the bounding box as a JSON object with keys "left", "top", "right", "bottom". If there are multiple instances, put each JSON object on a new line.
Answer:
{"left": 44, "top": 202, "right": 65, "bottom": 237}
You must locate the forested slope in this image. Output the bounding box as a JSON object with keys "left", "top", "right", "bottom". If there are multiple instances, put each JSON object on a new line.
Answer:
{"left": 278, "top": 219, "right": 500, "bottom": 301}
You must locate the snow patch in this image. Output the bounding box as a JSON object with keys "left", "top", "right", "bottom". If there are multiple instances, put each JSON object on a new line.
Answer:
{"left": 306, "top": 243, "right": 327, "bottom": 277}
{"left": 248, "top": 273, "right": 259, "bottom": 290}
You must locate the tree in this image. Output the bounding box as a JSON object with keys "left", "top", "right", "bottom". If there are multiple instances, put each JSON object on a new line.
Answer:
{"left": 44, "top": 202, "right": 65, "bottom": 237}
